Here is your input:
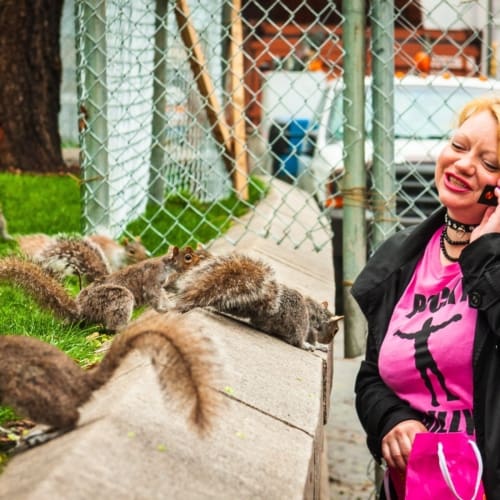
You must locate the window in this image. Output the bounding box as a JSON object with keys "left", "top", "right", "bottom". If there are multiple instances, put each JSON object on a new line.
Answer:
{"left": 326, "top": 82, "right": 495, "bottom": 142}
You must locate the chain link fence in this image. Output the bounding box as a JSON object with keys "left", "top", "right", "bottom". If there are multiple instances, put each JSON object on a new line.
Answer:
{"left": 69, "top": 0, "right": 500, "bottom": 310}
{"left": 72, "top": 0, "right": 342, "bottom": 256}
{"left": 66, "top": 3, "right": 500, "bottom": 495}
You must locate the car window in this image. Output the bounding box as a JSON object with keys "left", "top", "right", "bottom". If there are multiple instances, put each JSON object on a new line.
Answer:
{"left": 326, "top": 82, "right": 495, "bottom": 142}
{"left": 395, "top": 85, "right": 491, "bottom": 139}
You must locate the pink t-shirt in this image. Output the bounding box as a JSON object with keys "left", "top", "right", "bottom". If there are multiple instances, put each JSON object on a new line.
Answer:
{"left": 379, "top": 227, "right": 476, "bottom": 436}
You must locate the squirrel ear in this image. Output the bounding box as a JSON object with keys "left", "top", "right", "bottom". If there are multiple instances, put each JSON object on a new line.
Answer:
{"left": 185, "top": 246, "right": 193, "bottom": 253}
{"left": 329, "top": 315, "right": 344, "bottom": 323}
{"left": 172, "top": 246, "right": 179, "bottom": 257}
{"left": 321, "top": 301, "right": 329, "bottom": 309}
{"left": 122, "top": 237, "right": 129, "bottom": 245}
{"left": 135, "top": 235, "right": 142, "bottom": 242}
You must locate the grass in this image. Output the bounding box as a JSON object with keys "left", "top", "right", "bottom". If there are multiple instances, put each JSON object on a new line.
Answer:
{"left": 126, "top": 176, "right": 268, "bottom": 254}
{"left": 0, "top": 172, "right": 82, "bottom": 236}
{"left": 0, "top": 171, "right": 268, "bottom": 427}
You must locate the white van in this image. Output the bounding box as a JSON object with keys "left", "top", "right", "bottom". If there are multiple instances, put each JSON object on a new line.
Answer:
{"left": 298, "top": 74, "right": 500, "bottom": 313}
{"left": 300, "top": 74, "right": 500, "bottom": 220}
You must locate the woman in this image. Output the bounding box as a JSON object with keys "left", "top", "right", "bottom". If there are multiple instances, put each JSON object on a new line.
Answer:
{"left": 353, "top": 94, "right": 500, "bottom": 498}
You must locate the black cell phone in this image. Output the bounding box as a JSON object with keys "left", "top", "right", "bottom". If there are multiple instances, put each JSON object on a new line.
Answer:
{"left": 478, "top": 185, "right": 499, "bottom": 206}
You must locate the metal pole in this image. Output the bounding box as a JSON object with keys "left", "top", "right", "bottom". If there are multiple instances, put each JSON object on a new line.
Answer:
{"left": 370, "top": 1, "right": 395, "bottom": 491}
{"left": 486, "top": 0, "right": 494, "bottom": 77}
{"left": 149, "top": 0, "right": 169, "bottom": 204}
{"left": 371, "top": 0, "right": 396, "bottom": 249}
{"left": 342, "top": 0, "right": 367, "bottom": 358}
{"left": 78, "top": 0, "right": 109, "bottom": 232}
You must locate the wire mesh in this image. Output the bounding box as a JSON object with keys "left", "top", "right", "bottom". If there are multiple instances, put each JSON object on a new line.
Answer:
{"left": 73, "top": 0, "right": 344, "bottom": 255}
{"left": 72, "top": 0, "right": 500, "bottom": 305}
{"left": 69, "top": 1, "right": 500, "bottom": 494}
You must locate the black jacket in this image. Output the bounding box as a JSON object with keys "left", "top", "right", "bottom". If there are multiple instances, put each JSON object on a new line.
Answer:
{"left": 352, "top": 207, "right": 500, "bottom": 498}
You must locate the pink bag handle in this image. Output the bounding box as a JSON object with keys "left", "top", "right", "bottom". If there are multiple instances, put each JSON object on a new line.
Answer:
{"left": 383, "top": 468, "right": 392, "bottom": 500}
{"left": 437, "top": 439, "right": 483, "bottom": 500}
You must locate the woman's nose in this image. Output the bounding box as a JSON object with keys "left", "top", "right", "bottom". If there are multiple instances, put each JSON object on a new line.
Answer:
{"left": 454, "top": 153, "right": 476, "bottom": 173}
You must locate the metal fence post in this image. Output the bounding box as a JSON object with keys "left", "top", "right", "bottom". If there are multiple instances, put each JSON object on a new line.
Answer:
{"left": 371, "top": 0, "right": 396, "bottom": 249}
{"left": 342, "top": 0, "right": 367, "bottom": 358}
{"left": 78, "top": 0, "right": 109, "bottom": 232}
{"left": 149, "top": 0, "right": 169, "bottom": 204}
{"left": 370, "top": 1, "right": 396, "bottom": 492}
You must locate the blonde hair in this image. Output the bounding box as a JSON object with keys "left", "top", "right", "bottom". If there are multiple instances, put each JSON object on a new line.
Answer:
{"left": 457, "top": 94, "right": 500, "bottom": 162}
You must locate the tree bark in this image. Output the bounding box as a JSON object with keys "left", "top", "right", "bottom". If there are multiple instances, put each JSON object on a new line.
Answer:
{"left": 0, "top": 0, "right": 65, "bottom": 172}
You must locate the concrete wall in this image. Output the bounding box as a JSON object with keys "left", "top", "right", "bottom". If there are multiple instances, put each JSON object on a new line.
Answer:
{"left": 0, "top": 179, "right": 336, "bottom": 499}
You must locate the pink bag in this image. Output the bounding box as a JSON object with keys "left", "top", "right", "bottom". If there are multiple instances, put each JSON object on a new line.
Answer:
{"left": 405, "top": 432, "right": 485, "bottom": 500}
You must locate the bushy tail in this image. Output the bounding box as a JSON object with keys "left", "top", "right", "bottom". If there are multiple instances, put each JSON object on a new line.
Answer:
{"left": 173, "top": 252, "right": 280, "bottom": 314}
{"left": 87, "top": 311, "right": 223, "bottom": 434}
{"left": 40, "top": 237, "right": 111, "bottom": 282}
{"left": 0, "top": 256, "right": 80, "bottom": 321}
{"left": 17, "top": 233, "right": 54, "bottom": 258}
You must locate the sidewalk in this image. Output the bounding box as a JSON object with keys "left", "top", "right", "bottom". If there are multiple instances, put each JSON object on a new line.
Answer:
{"left": 327, "top": 322, "right": 375, "bottom": 499}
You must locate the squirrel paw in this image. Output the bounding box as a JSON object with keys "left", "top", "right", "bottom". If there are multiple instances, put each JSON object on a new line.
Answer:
{"left": 301, "top": 341, "right": 329, "bottom": 352}
{"left": 173, "top": 303, "right": 195, "bottom": 314}
{"left": 301, "top": 341, "right": 316, "bottom": 351}
{"left": 11, "top": 426, "right": 72, "bottom": 454}
{"left": 155, "top": 296, "right": 174, "bottom": 313}
{"left": 314, "top": 343, "right": 329, "bottom": 353}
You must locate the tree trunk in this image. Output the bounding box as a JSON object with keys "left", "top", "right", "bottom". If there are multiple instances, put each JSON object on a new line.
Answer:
{"left": 0, "top": 0, "right": 65, "bottom": 173}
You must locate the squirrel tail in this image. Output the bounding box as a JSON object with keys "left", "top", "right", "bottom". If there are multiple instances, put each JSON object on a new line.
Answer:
{"left": 0, "top": 210, "right": 14, "bottom": 241}
{"left": 0, "top": 256, "right": 80, "bottom": 321}
{"left": 173, "top": 252, "right": 280, "bottom": 314}
{"left": 87, "top": 311, "right": 223, "bottom": 434}
{"left": 40, "top": 237, "right": 111, "bottom": 282}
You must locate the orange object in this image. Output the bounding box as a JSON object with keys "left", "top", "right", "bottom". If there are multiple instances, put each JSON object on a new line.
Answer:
{"left": 325, "top": 195, "right": 344, "bottom": 209}
{"left": 308, "top": 58, "right": 323, "bottom": 72}
{"left": 414, "top": 51, "right": 431, "bottom": 73}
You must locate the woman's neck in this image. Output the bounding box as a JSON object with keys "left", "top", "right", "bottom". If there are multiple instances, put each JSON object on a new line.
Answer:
{"left": 445, "top": 212, "right": 479, "bottom": 234}
{"left": 439, "top": 212, "right": 478, "bottom": 264}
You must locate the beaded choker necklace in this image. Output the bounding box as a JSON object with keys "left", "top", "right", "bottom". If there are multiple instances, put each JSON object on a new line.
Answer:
{"left": 442, "top": 229, "right": 470, "bottom": 246}
{"left": 440, "top": 227, "right": 460, "bottom": 262}
{"left": 445, "top": 213, "right": 478, "bottom": 233}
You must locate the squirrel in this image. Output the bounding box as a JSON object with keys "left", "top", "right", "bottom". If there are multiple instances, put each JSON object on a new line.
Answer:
{"left": 164, "top": 244, "right": 211, "bottom": 288}
{"left": 24, "top": 236, "right": 111, "bottom": 284}
{"left": 0, "top": 311, "right": 222, "bottom": 434}
{"left": 16, "top": 233, "right": 53, "bottom": 257}
{"left": 168, "top": 252, "right": 343, "bottom": 351}
{"left": 0, "top": 246, "right": 208, "bottom": 332}
{"left": 17, "top": 233, "right": 149, "bottom": 279}
{"left": 85, "top": 234, "right": 149, "bottom": 271}
{"left": 0, "top": 208, "right": 14, "bottom": 241}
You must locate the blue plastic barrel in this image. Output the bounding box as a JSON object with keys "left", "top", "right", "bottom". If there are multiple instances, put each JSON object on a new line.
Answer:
{"left": 270, "top": 117, "right": 310, "bottom": 180}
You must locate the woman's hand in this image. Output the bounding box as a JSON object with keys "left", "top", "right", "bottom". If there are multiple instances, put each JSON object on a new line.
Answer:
{"left": 471, "top": 185, "right": 500, "bottom": 242}
{"left": 381, "top": 419, "right": 427, "bottom": 472}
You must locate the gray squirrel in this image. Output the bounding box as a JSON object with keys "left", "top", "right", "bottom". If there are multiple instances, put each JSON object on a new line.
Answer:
{"left": 86, "top": 234, "right": 149, "bottom": 271}
{"left": 17, "top": 233, "right": 149, "bottom": 282}
{"left": 169, "top": 252, "right": 342, "bottom": 351}
{"left": 24, "top": 236, "right": 111, "bottom": 283}
{"left": 0, "top": 208, "right": 14, "bottom": 241}
{"left": 0, "top": 246, "right": 208, "bottom": 332}
{"left": 0, "top": 311, "right": 222, "bottom": 434}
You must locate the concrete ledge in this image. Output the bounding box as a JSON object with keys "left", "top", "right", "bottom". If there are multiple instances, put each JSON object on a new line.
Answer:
{"left": 0, "top": 179, "right": 335, "bottom": 499}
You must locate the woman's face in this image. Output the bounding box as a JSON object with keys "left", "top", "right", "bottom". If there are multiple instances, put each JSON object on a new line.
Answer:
{"left": 435, "top": 110, "right": 500, "bottom": 224}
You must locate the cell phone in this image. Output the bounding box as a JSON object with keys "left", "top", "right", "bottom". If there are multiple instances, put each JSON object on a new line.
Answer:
{"left": 478, "top": 185, "right": 499, "bottom": 206}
